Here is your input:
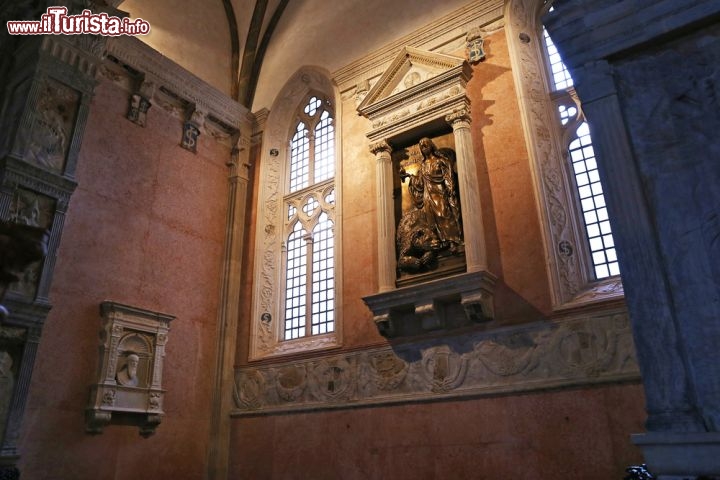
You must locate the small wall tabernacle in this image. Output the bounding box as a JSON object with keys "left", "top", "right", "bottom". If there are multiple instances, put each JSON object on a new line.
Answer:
{"left": 86, "top": 301, "right": 174, "bottom": 437}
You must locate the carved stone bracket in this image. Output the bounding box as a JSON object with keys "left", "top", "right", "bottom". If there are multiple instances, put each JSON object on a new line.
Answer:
{"left": 86, "top": 301, "right": 174, "bottom": 437}
{"left": 126, "top": 79, "right": 155, "bottom": 127}
{"left": 363, "top": 271, "right": 497, "bottom": 338}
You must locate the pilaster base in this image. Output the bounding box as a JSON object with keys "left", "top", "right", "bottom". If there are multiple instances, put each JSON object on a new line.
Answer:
{"left": 632, "top": 432, "right": 720, "bottom": 479}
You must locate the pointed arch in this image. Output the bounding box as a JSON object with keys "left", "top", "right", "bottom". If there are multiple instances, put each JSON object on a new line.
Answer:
{"left": 249, "top": 66, "right": 343, "bottom": 359}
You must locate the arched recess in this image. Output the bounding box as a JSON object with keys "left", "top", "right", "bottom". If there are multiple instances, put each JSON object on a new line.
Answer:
{"left": 504, "top": 0, "right": 623, "bottom": 308}
{"left": 249, "top": 66, "right": 343, "bottom": 360}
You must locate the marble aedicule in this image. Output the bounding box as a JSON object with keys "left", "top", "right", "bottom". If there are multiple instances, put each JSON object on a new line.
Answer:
{"left": 86, "top": 301, "right": 174, "bottom": 437}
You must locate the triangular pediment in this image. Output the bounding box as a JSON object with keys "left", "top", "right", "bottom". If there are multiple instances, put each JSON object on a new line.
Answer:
{"left": 358, "top": 47, "right": 466, "bottom": 110}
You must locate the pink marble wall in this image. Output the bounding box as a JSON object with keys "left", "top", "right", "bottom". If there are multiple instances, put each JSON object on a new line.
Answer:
{"left": 18, "top": 76, "right": 229, "bottom": 479}
{"left": 230, "top": 384, "right": 646, "bottom": 479}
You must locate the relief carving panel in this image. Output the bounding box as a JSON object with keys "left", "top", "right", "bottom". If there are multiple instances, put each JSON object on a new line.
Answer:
{"left": 7, "top": 189, "right": 55, "bottom": 299}
{"left": 19, "top": 77, "right": 80, "bottom": 174}
{"left": 233, "top": 309, "right": 639, "bottom": 414}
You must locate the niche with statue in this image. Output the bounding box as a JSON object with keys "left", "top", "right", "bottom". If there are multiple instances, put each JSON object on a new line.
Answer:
{"left": 358, "top": 46, "right": 496, "bottom": 337}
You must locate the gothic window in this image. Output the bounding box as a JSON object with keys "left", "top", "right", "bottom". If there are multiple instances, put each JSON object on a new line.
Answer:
{"left": 249, "top": 68, "right": 342, "bottom": 359}
{"left": 542, "top": 28, "right": 620, "bottom": 280}
{"left": 283, "top": 95, "right": 336, "bottom": 340}
{"left": 506, "top": 0, "right": 623, "bottom": 307}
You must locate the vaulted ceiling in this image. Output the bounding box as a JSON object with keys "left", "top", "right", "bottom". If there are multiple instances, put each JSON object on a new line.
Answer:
{"left": 119, "top": 0, "right": 472, "bottom": 111}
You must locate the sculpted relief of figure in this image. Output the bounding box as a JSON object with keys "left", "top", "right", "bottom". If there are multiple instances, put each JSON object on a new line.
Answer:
{"left": 116, "top": 353, "right": 140, "bottom": 387}
{"left": 397, "top": 137, "right": 463, "bottom": 274}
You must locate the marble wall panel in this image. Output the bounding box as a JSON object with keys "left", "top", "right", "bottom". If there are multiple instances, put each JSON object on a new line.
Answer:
{"left": 18, "top": 75, "right": 229, "bottom": 479}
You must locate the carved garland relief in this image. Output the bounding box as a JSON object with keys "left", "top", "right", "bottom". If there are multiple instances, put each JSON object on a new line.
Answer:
{"left": 234, "top": 311, "right": 639, "bottom": 414}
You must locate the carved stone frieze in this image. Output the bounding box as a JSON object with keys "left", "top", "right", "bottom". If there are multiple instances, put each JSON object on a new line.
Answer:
{"left": 233, "top": 308, "right": 639, "bottom": 415}
{"left": 6, "top": 189, "right": 55, "bottom": 300}
{"left": 18, "top": 76, "right": 80, "bottom": 175}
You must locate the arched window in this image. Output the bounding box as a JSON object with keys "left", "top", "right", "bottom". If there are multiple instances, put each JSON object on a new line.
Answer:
{"left": 283, "top": 95, "right": 336, "bottom": 340}
{"left": 542, "top": 27, "right": 620, "bottom": 280}
{"left": 506, "top": 0, "right": 623, "bottom": 307}
{"left": 249, "top": 68, "right": 342, "bottom": 359}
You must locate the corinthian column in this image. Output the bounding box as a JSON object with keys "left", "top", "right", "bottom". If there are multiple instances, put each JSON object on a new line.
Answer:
{"left": 369, "top": 140, "right": 396, "bottom": 292}
{"left": 446, "top": 108, "right": 487, "bottom": 272}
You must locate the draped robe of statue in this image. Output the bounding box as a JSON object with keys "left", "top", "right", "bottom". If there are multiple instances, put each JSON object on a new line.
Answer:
{"left": 407, "top": 138, "right": 463, "bottom": 251}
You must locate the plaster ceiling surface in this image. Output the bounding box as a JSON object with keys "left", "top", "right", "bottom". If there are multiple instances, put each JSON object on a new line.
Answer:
{"left": 119, "top": 0, "right": 474, "bottom": 108}
{"left": 251, "top": 0, "right": 472, "bottom": 111}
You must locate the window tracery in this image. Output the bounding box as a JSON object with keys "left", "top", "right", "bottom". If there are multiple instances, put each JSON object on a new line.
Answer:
{"left": 249, "top": 69, "right": 342, "bottom": 359}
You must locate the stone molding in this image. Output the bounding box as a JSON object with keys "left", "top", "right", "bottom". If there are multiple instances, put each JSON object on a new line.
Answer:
{"left": 232, "top": 307, "right": 639, "bottom": 415}
{"left": 333, "top": 0, "right": 504, "bottom": 93}
{"left": 632, "top": 432, "right": 720, "bottom": 478}
{"left": 39, "top": 35, "right": 104, "bottom": 84}
{"left": 105, "top": 36, "right": 249, "bottom": 131}
{"left": 504, "top": 0, "right": 624, "bottom": 308}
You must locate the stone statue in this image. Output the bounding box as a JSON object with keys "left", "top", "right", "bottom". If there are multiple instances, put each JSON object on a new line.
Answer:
{"left": 396, "top": 138, "right": 463, "bottom": 273}
{"left": 116, "top": 353, "right": 140, "bottom": 387}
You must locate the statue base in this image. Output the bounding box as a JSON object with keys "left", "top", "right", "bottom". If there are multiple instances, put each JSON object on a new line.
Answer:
{"left": 363, "top": 270, "right": 496, "bottom": 338}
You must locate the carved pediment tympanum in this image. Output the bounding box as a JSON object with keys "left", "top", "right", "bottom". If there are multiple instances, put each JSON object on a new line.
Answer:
{"left": 359, "top": 47, "right": 465, "bottom": 109}
{"left": 357, "top": 47, "right": 471, "bottom": 140}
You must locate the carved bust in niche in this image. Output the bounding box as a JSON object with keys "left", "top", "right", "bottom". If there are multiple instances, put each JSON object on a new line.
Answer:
{"left": 115, "top": 333, "right": 151, "bottom": 388}
{"left": 116, "top": 353, "right": 140, "bottom": 387}
{"left": 395, "top": 135, "right": 465, "bottom": 284}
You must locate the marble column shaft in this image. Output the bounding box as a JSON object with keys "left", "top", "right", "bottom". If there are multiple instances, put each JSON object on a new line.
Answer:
{"left": 446, "top": 109, "right": 487, "bottom": 272}
{"left": 370, "top": 141, "right": 396, "bottom": 292}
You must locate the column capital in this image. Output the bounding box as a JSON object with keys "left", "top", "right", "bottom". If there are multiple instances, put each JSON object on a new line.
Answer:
{"left": 369, "top": 140, "right": 392, "bottom": 155}
{"left": 445, "top": 107, "right": 472, "bottom": 128}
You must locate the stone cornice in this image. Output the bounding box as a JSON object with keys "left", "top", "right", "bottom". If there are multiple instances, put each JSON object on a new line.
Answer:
{"left": 332, "top": 0, "right": 503, "bottom": 92}
{"left": 105, "top": 36, "right": 250, "bottom": 129}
